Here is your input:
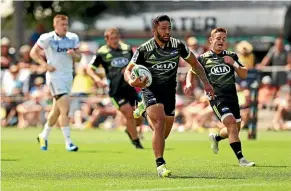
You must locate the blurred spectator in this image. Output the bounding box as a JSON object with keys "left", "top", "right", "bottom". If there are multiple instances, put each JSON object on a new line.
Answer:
{"left": 182, "top": 95, "right": 212, "bottom": 131}
{"left": 16, "top": 90, "right": 43, "bottom": 128}
{"left": 236, "top": 82, "right": 251, "bottom": 129}
{"left": 258, "top": 76, "right": 277, "bottom": 109}
{"left": 29, "top": 24, "right": 45, "bottom": 46}
{"left": 30, "top": 77, "right": 45, "bottom": 94}
{"left": 236, "top": 40, "right": 255, "bottom": 69}
{"left": 2, "top": 64, "right": 30, "bottom": 96}
{"left": 186, "top": 37, "right": 204, "bottom": 57}
{"left": 1, "top": 95, "right": 20, "bottom": 127}
{"left": 75, "top": 42, "right": 95, "bottom": 69}
{"left": 28, "top": 65, "right": 46, "bottom": 93}
{"left": 18, "top": 45, "right": 34, "bottom": 68}
{"left": 82, "top": 98, "right": 117, "bottom": 129}
{"left": 71, "top": 66, "right": 95, "bottom": 96}
{"left": 272, "top": 95, "right": 291, "bottom": 131}
{"left": 70, "top": 66, "right": 96, "bottom": 121}
{"left": 2, "top": 65, "right": 23, "bottom": 96}
{"left": 258, "top": 37, "right": 291, "bottom": 87}
{"left": 1, "top": 37, "right": 16, "bottom": 72}
{"left": 272, "top": 78, "right": 291, "bottom": 109}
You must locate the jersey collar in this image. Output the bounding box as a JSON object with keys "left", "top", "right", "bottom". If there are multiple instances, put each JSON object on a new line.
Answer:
{"left": 210, "top": 49, "right": 226, "bottom": 57}
{"left": 53, "top": 31, "right": 67, "bottom": 39}
{"left": 153, "top": 38, "right": 170, "bottom": 49}
{"left": 107, "top": 43, "right": 122, "bottom": 51}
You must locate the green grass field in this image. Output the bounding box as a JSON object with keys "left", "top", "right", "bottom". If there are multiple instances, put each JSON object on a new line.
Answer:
{"left": 2, "top": 128, "right": 291, "bottom": 191}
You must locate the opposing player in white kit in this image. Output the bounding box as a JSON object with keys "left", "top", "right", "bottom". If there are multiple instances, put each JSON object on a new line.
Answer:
{"left": 30, "top": 14, "right": 82, "bottom": 151}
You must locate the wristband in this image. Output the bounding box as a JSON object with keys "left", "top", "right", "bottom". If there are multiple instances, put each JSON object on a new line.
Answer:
{"left": 233, "top": 62, "right": 240, "bottom": 69}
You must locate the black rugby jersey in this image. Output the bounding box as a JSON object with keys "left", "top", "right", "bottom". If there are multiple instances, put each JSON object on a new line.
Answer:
{"left": 90, "top": 42, "right": 133, "bottom": 95}
{"left": 198, "top": 50, "right": 244, "bottom": 102}
{"left": 130, "top": 37, "right": 190, "bottom": 87}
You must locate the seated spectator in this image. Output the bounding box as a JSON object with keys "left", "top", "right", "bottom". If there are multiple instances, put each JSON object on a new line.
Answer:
{"left": 272, "top": 95, "right": 291, "bottom": 130}
{"left": 28, "top": 64, "right": 46, "bottom": 93}
{"left": 16, "top": 90, "right": 43, "bottom": 128}
{"left": 273, "top": 80, "right": 291, "bottom": 110}
{"left": 182, "top": 95, "right": 211, "bottom": 131}
{"left": 2, "top": 65, "right": 24, "bottom": 96}
{"left": 258, "top": 76, "right": 277, "bottom": 109}
{"left": 30, "top": 77, "right": 45, "bottom": 94}
{"left": 236, "top": 82, "right": 251, "bottom": 129}
{"left": 236, "top": 40, "right": 255, "bottom": 69}
{"left": 18, "top": 45, "right": 34, "bottom": 69}
{"left": 83, "top": 98, "right": 117, "bottom": 129}
{"left": 1, "top": 37, "right": 16, "bottom": 70}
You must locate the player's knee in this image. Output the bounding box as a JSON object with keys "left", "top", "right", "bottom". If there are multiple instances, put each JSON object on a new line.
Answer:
{"left": 222, "top": 115, "right": 236, "bottom": 127}
{"left": 124, "top": 110, "right": 134, "bottom": 120}
{"left": 120, "top": 104, "right": 134, "bottom": 119}
{"left": 48, "top": 109, "right": 59, "bottom": 119}
{"left": 152, "top": 115, "right": 166, "bottom": 131}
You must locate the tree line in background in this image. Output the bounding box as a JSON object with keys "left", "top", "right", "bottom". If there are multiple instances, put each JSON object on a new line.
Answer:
{"left": 2, "top": 1, "right": 147, "bottom": 30}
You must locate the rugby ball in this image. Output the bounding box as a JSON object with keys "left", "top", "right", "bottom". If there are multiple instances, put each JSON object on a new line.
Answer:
{"left": 131, "top": 65, "right": 152, "bottom": 87}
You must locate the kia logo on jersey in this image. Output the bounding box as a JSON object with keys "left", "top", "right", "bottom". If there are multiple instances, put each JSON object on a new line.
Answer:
{"left": 210, "top": 64, "right": 231, "bottom": 75}
{"left": 152, "top": 61, "right": 177, "bottom": 71}
{"left": 111, "top": 57, "right": 129, "bottom": 67}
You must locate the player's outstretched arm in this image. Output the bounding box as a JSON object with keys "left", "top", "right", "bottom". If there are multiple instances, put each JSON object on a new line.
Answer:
{"left": 184, "top": 69, "right": 196, "bottom": 95}
{"left": 87, "top": 55, "right": 107, "bottom": 88}
{"left": 30, "top": 44, "right": 55, "bottom": 72}
{"left": 185, "top": 52, "right": 214, "bottom": 98}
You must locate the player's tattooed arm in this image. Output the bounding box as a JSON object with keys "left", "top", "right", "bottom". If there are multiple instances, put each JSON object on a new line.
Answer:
{"left": 184, "top": 69, "right": 196, "bottom": 95}
{"left": 185, "top": 53, "right": 210, "bottom": 85}
{"left": 185, "top": 52, "right": 214, "bottom": 98}
{"left": 124, "top": 63, "right": 135, "bottom": 84}
{"left": 30, "top": 44, "right": 55, "bottom": 72}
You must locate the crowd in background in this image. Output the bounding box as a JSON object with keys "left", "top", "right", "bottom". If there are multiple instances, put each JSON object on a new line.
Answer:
{"left": 1, "top": 29, "right": 291, "bottom": 132}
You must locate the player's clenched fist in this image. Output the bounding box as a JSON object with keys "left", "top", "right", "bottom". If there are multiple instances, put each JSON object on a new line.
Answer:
{"left": 223, "top": 56, "right": 235, "bottom": 65}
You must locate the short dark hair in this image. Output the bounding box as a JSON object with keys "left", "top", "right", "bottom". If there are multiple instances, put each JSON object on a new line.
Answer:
{"left": 210, "top": 27, "right": 227, "bottom": 37}
{"left": 152, "top": 15, "right": 171, "bottom": 29}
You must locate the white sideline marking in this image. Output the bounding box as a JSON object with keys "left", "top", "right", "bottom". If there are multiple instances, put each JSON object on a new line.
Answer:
{"left": 110, "top": 183, "right": 272, "bottom": 191}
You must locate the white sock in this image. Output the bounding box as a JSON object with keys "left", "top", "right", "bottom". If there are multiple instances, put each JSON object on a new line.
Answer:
{"left": 40, "top": 123, "right": 52, "bottom": 140}
{"left": 61, "top": 126, "right": 73, "bottom": 147}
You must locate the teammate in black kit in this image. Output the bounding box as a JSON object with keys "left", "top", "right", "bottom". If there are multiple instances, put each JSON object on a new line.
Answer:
{"left": 124, "top": 15, "right": 214, "bottom": 177}
{"left": 185, "top": 27, "right": 255, "bottom": 166}
{"left": 87, "top": 28, "right": 143, "bottom": 149}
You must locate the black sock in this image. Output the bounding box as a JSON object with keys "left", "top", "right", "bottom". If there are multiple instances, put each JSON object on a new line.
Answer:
{"left": 215, "top": 134, "right": 225, "bottom": 142}
{"left": 125, "top": 129, "right": 132, "bottom": 140}
{"left": 156, "top": 157, "right": 166, "bottom": 167}
{"left": 230, "top": 142, "right": 244, "bottom": 160}
{"left": 132, "top": 138, "right": 140, "bottom": 145}
{"left": 142, "top": 111, "right": 147, "bottom": 119}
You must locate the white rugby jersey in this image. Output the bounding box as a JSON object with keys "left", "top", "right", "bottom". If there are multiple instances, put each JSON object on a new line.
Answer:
{"left": 36, "top": 31, "right": 79, "bottom": 78}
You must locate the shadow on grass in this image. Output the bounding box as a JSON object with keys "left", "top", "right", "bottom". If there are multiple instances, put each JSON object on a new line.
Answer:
{"left": 254, "top": 165, "right": 290, "bottom": 168}
{"left": 1, "top": 159, "right": 19, "bottom": 162}
{"left": 80, "top": 150, "right": 124, "bottom": 154}
{"left": 170, "top": 175, "right": 245, "bottom": 179}
{"left": 141, "top": 148, "right": 174, "bottom": 151}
